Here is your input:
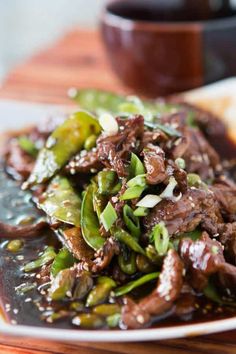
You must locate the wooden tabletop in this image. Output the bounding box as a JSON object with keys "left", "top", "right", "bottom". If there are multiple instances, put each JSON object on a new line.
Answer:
{"left": 0, "top": 28, "right": 235, "bottom": 354}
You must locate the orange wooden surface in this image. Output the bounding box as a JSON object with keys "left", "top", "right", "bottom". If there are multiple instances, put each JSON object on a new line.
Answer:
{"left": 0, "top": 29, "right": 235, "bottom": 354}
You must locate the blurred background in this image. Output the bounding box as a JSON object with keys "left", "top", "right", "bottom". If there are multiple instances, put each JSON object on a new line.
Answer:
{"left": 0, "top": 0, "right": 106, "bottom": 82}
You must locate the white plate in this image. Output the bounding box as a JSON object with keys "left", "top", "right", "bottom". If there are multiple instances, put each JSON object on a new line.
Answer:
{"left": 0, "top": 91, "right": 235, "bottom": 342}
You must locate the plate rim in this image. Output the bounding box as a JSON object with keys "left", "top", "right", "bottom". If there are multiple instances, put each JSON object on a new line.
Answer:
{"left": 0, "top": 98, "right": 235, "bottom": 342}
{"left": 0, "top": 317, "right": 236, "bottom": 342}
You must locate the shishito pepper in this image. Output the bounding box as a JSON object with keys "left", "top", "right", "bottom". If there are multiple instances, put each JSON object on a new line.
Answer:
{"left": 25, "top": 111, "right": 101, "bottom": 187}
{"left": 86, "top": 276, "right": 116, "bottom": 307}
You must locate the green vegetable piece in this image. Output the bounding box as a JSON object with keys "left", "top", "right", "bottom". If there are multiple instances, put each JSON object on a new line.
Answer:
{"left": 113, "top": 228, "right": 145, "bottom": 255}
{"left": 114, "top": 272, "right": 159, "bottom": 297}
{"left": 7, "top": 239, "right": 23, "bottom": 253}
{"left": 204, "top": 279, "right": 236, "bottom": 307}
{"left": 145, "top": 245, "right": 163, "bottom": 265}
{"left": 69, "top": 302, "right": 85, "bottom": 312}
{"left": 24, "top": 246, "right": 56, "bottom": 272}
{"left": 127, "top": 174, "right": 146, "bottom": 188}
{"left": 93, "top": 187, "right": 107, "bottom": 219}
{"left": 136, "top": 254, "right": 156, "bottom": 273}
{"left": 129, "top": 153, "right": 145, "bottom": 178}
{"left": 73, "top": 272, "right": 94, "bottom": 300}
{"left": 40, "top": 175, "right": 81, "bottom": 226}
{"left": 50, "top": 269, "right": 75, "bottom": 301}
{"left": 84, "top": 134, "right": 97, "bottom": 151}
{"left": 18, "top": 136, "right": 38, "bottom": 157}
{"left": 144, "top": 121, "right": 181, "bottom": 137}
{"left": 150, "top": 222, "right": 170, "bottom": 256}
{"left": 123, "top": 205, "right": 141, "bottom": 239}
{"left": 98, "top": 170, "right": 121, "bottom": 196}
{"left": 72, "top": 313, "right": 105, "bottom": 329}
{"left": 134, "top": 207, "right": 149, "bottom": 217}
{"left": 187, "top": 173, "right": 202, "bottom": 187}
{"left": 93, "top": 304, "right": 121, "bottom": 317}
{"left": 118, "top": 252, "right": 137, "bottom": 275}
{"left": 86, "top": 276, "right": 116, "bottom": 307}
{"left": 120, "top": 185, "right": 146, "bottom": 201}
{"left": 70, "top": 88, "right": 126, "bottom": 114}
{"left": 100, "top": 202, "right": 118, "bottom": 232}
{"left": 106, "top": 313, "right": 121, "bottom": 328}
{"left": 184, "top": 229, "right": 202, "bottom": 241}
{"left": 51, "top": 248, "right": 75, "bottom": 277}
{"left": 15, "top": 282, "right": 37, "bottom": 295}
{"left": 26, "top": 111, "right": 101, "bottom": 186}
{"left": 81, "top": 184, "right": 105, "bottom": 250}
{"left": 175, "top": 157, "right": 186, "bottom": 170}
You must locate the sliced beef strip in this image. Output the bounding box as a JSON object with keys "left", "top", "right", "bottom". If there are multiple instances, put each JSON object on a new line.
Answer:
{"left": 161, "top": 111, "right": 221, "bottom": 180}
{"left": 96, "top": 115, "right": 144, "bottom": 177}
{"left": 218, "top": 222, "right": 236, "bottom": 265}
{"left": 211, "top": 177, "right": 236, "bottom": 222}
{"left": 143, "top": 188, "right": 223, "bottom": 236}
{"left": 142, "top": 144, "right": 167, "bottom": 185}
{"left": 179, "top": 232, "right": 236, "bottom": 296}
{"left": 122, "top": 249, "right": 184, "bottom": 329}
{"left": 65, "top": 149, "right": 103, "bottom": 175}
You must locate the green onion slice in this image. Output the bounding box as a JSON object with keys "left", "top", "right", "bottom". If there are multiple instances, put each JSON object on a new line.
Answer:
{"left": 100, "top": 202, "right": 118, "bottom": 232}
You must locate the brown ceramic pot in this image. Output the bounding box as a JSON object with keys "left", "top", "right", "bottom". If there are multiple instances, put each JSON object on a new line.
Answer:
{"left": 101, "top": 0, "right": 236, "bottom": 97}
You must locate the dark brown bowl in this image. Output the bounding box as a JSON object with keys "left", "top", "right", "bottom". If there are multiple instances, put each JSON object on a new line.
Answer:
{"left": 101, "top": 0, "right": 236, "bottom": 97}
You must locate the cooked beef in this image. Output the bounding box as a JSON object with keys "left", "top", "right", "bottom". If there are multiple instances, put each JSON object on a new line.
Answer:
{"left": 5, "top": 139, "right": 35, "bottom": 180}
{"left": 142, "top": 144, "right": 167, "bottom": 185}
{"left": 62, "top": 227, "right": 94, "bottom": 261}
{"left": 211, "top": 178, "right": 236, "bottom": 222}
{"left": 179, "top": 232, "right": 236, "bottom": 295}
{"left": 218, "top": 222, "right": 236, "bottom": 264}
{"left": 141, "top": 130, "right": 168, "bottom": 149}
{"left": 97, "top": 115, "right": 144, "bottom": 177}
{"left": 144, "top": 188, "right": 223, "bottom": 236}
{"left": 65, "top": 149, "right": 102, "bottom": 175}
{"left": 122, "top": 250, "right": 184, "bottom": 329}
{"left": 91, "top": 237, "right": 120, "bottom": 273}
{"left": 0, "top": 220, "right": 48, "bottom": 238}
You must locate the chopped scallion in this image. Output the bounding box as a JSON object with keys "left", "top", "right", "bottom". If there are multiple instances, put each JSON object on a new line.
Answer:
{"left": 120, "top": 185, "right": 146, "bottom": 201}
{"left": 150, "top": 222, "right": 170, "bottom": 256}
{"left": 100, "top": 202, "right": 118, "bottom": 231}
{"left": 129, "top": 153, "right": 145, "bottom": 178}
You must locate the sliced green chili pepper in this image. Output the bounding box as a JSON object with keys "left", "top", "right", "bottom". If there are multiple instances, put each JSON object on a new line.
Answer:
{"left": 18, "top": 136, "right": 38, "bottom": 157}
{"left": 93, "top": 304, "right": 121, "bottom": 316}
{"left": 40, "top": 175, "right": 81, "bottom": 226}
{"left": 97, "top": 170, "right": 121, "bottom": 196}
{"left": 114, "top": 272, "right": 159, "bottom": 297}
{"left": 81, "top": 184, "right": 105, "bottom": 250}
{"left": 72, "top": 313, "right": 105, "bottom": 329}
{"left": 150, "top": 222, "right": 170, "bottom": 256}
{"left": 123, "top": 205, "right": 141, "bottom": 239}
{"left": 129, "top": 153, "right": 145, "bottom": 178}
{"left": 113, "top": 228, "right": 145, "bottom": 255}
{"left": 24, "top": 246, "right": 56, "bottom": 272}
{"left": 26, "top": 111, "right": 101, "bottom": 187}
{"left": 118, "top": 252, "right": 137, "bottom": 275}
{"left": 86, "top": 276, "right": 116, "bottom": 307}
{"left": 100, "top": 202, "right": 118, "bottom": 232}
{"left": 50, "top": 269, "right": 75, "bottom": 301}
{"left": 145, "top": 245, "right": 163, "bottom": 265}
{"left": 51, "top": 248, "right": 75, "bottom": 277}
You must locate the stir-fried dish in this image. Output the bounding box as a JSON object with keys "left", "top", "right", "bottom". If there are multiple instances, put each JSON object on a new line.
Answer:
{"left": 1, "top": 90, "right": 236, "bottom": 330}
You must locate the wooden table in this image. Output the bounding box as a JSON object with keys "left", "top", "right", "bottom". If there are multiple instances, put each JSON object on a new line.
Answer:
{"left": 0, "top": 29, "right": 235, "bottom": 354}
